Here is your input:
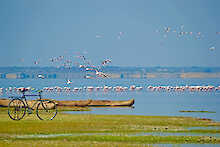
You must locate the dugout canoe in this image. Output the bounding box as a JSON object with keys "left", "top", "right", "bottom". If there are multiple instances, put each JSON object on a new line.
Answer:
{"left": 55, "top": 99, "right": 134, "bottom": 107}
{"left": 0, "top": 98, "right": 135, "bottom": 107}
{"left": 88, "top": 99, "right": 134, "bottom": 107}
{"left": 56, "top": 99, "right": 92, "bottom": 107}
{"left": 0, "top": 98, "right": 10, "bottom": 107}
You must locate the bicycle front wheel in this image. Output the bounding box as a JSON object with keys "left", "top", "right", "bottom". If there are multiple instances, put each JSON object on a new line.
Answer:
{"left": 8, "top": 99, "right": 26, "bottom": 121}
{"left": 36, "top": 100, "right": 57, "bottom": 120}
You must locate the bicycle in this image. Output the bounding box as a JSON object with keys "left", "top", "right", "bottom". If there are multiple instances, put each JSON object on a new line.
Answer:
{"left": 8, "top": 88, "right": 57, "bottom": 121}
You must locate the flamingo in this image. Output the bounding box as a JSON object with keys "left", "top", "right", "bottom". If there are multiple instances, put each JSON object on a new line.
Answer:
{"left": 38, "top": 74, "right": 45, "bottom": 79}
{"left": 129, "top": 85, "right": 136, "bottom": 91}
{"left": 86, "top": 68, "right": 109, "bottom": 78}
{"left": 117, "top": 32, "right": 123, "bottom": 39}
{"left": 87, "top": 86, "right": 94, "bottom": 92}
{"left": 73, "top": 87, "right": 79, "bottom": 92}
{"left": 95, "top": 34, "right": 103, "bottom": 38}
{"left": 102, "top": 59, "right": 111, "bottom": 66}
{"left": 209, "top": 46, "right": 215, "bottom": 51}
{"left": 79, "top": 65, "right": 86, "bottom": 68}
{"left": 85, "top": 75, "right": 93, "bottom": 79}
{"left": 34, "top": 60, "right": 39, "bottom": 65}
{"left": 0, "top": 88, "right": 3, "bottom": 94}
{"left": 164, "top": 27, "right": 171, "bottom": 33}
{"left": 96, "top": 71, "right": 109, "bottom": 78}
{"left": 67, "top": 79, "right": 72, "bottom": 84}
{"left": 135, "top": 87, "right": 143, "bottom": 91}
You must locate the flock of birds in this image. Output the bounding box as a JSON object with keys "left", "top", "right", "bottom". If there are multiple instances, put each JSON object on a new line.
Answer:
{"left": 34, "top": 52, "right": 112, "bottom": 82}
{"left": 156, "top": 25, "right": 219, "bottom": 51}
{"left": 1, "top": 85, "right": 220, "bottom": 95}
{"left": 22, "top": 24, "right": 219, "bottom": 69}
{"left": 14, "top": 24, "right": 219, "bottom": 87}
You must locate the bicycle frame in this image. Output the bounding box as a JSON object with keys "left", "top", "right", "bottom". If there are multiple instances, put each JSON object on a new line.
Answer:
{"left": 20, "top": 91, "right": 43, "bottom": 110}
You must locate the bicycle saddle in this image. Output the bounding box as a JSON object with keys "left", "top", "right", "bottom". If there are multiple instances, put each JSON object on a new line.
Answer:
{"left": 18, "top": 88, "right": 29, "bottom": 92}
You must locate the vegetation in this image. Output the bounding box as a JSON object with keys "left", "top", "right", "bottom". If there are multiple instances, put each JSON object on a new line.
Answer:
{"left": 0, "top": 107, "right": 220, "bottom": 146}
{"left": 1, "top": 135, "right": 220, "bottom": 147}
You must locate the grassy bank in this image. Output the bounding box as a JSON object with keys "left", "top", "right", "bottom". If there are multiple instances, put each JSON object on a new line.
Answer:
{"left": 0, "top": 108, "right": 220, "bottom": 146}
{"left": 1, "top": 135, "right": 220, "bottom": 147}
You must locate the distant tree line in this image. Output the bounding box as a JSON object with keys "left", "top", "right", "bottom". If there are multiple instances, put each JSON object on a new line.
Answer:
{"left": 1, "top": 66, "right": 220, "bottom": 74}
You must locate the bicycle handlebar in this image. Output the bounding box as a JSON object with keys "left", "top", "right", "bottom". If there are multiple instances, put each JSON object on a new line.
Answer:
{"left": 20, "top": 89, "right": 43, "bottom": 96}
{"left": 8, "top": 96, "right": 21, "bottom": 99}
{"left": 8, "top": 89, "right": 43, "bottom": 99}
{"left": 24, "top": 94, "right": 40, "bottom": 97}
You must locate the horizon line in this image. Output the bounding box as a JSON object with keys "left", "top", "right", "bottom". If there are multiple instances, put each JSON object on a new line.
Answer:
{"left": 1, "top": 66, "right": 220, "bottom": 68}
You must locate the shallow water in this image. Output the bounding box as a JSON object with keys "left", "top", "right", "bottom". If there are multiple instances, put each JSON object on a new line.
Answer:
{"left": 188, "top": 126, "right": 220, "bottom": 131}
{"left": 1, "top": 78, "right": 220, "bottom": 121}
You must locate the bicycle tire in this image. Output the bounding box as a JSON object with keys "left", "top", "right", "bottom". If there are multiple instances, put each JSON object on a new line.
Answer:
{"left": 36, "top": 100, "right": 57, "bottom": 120}
{"left": 8, "top": 98, "right": 26, "bottom": 121}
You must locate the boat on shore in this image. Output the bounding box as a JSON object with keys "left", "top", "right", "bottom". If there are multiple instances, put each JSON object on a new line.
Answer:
{"left": 51, "top": 99, "right": 134, "bottom": 107}
{"left": 0, "top": 98, "right": 10, "bottom": 107}
{"left": 87, "top": 99, "right": 134, "bottom": 107}
{"left": 56, "top": 99, "right": 92, "bottom": 107}
{"left": 0, "top": 98, "right": 134, "bottom": 107}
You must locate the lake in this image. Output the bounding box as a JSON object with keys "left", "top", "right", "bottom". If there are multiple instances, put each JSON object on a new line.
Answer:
{"left": 1, "top": 78, "right": 220, "bottom": 121}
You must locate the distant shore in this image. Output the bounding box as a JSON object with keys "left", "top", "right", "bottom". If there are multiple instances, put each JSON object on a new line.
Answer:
{"left": 1, "top": 72, "right": 220, "bottom": 79}
{"left": 1, "top": 66, "right": 220, "bottom": 79}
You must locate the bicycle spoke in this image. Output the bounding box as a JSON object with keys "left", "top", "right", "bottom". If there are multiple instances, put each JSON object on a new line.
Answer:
{"left": 8, "top": 99, "right": 26, "bottom": 121}
{"left": 16, "top": 110, "right": 18, "bottom": 120}
{"left": 13, "top": 108, "right": 16, "bottom": 118}
{"left": 37, "top": 100, "right": 57, "bottom": 120}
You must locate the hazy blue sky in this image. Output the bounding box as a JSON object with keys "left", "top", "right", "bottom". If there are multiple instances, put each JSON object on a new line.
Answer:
{"left": 0, "top": 0, "right": 219, "bottom": 67}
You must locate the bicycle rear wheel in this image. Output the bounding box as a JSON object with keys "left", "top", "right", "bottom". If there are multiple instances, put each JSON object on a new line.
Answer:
{"left": 8, "top": 99, "right": 26, "bottom": 120}
{"left": 36, "top": 100, "right": 57, "bottom": 120}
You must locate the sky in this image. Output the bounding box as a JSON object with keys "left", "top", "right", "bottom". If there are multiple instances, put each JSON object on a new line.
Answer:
{"left": 0, "top": 0, "right": 219, "bottom": 67}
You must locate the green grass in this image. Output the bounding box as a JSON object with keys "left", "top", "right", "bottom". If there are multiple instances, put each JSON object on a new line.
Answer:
{"left": 0, "top": 107, "right": 220, "bottom": 146}
{"left": 0, "top": 140, "right": 157, "bottom": 147}
{"left": 1, "top": 107, "right": 220, "bottom": 134}
{"left": 1, "top": 112, "right": 220, "bottom": 135}
{"left": 2, "top": 135, "right": 220, "bottom": 143}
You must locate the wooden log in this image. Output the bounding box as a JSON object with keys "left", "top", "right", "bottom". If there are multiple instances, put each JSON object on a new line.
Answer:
{"left": 88, "top": 99, "right": 135, "bottom": 107}
{"left": 0, "top": 98, "right": 135, "bottom": 107}
{"left": 55, "top": 99, "right": 92, "bottom": 107}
